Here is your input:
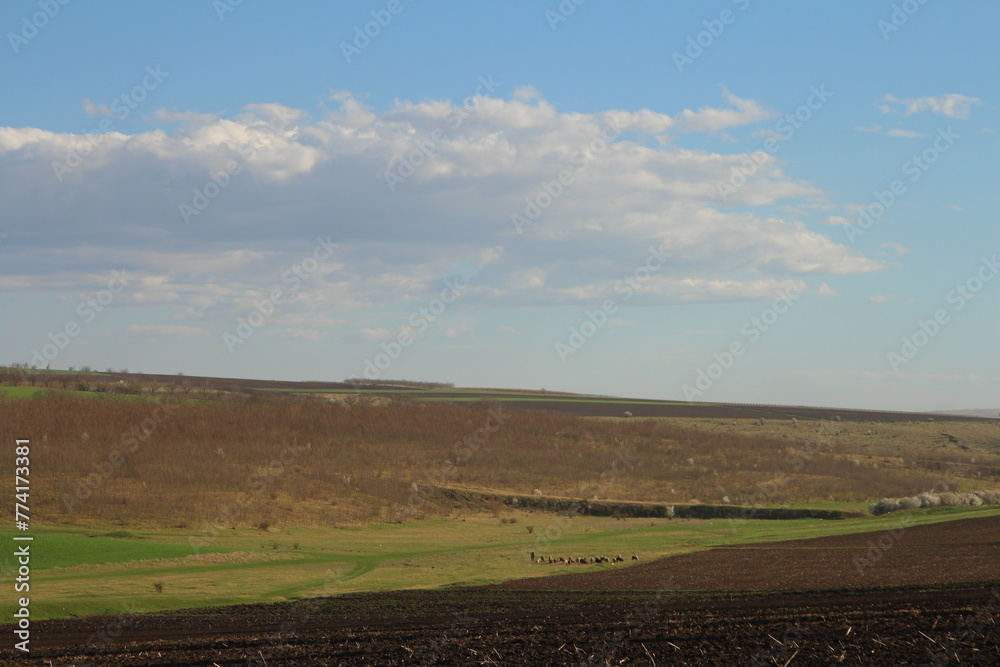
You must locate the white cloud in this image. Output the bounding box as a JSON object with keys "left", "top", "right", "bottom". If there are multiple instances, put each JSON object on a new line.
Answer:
{"left": 82, "top": 98, "right": 114, "bottom": 117}
{"left": 825, "top": 215, "right": 852, "bottom": 226}
{"left": 150, "top": 109, "right": 220, "bottom": 126}
{"left": 817, "top": 282, "right": 837, "bottom": 296}
{"left": 676, "top": 87, "right": 775, "bottom": 133}
{"left": 0, "top": 89, "right": 884, "bottom": 336}
{"left": 277, "top": 328, "right": 329, "bottom": 341}
{"left": 512, "top": 85, "right": 542, "bottom": 101}
{"left": 856, "top": 124, "right": 882, "bottom": 133}
{"left": 877, "top": 243, "right": 909, "bottom": 256}
{"left": 360, "top": 328, "right": 393, "bottom": 341}
{"left": 124, "top": 324, "right": 209, "bottom": 342}
{"left": 878, "top": 93, "right": 981, "bottom": 119}
{"left": 885, "top": 128, "right": 924, "bottom": 138}
{"left": 869, "top": 295, "right": 894, "bottom": 303}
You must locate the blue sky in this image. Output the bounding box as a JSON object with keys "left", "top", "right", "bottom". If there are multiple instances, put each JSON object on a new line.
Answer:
{"left": 1, "top": 0, "right": 997, "bottom": 412}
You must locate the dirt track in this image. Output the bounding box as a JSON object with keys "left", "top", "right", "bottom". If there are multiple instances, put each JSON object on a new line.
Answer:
{"left": 4, "top": 514, "right": 998, "bottom": 665}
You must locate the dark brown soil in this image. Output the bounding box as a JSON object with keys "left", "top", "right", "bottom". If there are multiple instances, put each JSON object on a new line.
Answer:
{"left": 496, "top": 514, "right": 1000, "bottom": 592}
{"left": 4, "top": 515, "right": 998, "bottom": 665}
{"left": 3, "top": 587, "right": 998, "bottom": 665}
{"left": 499, "top": 398, "right": 993, "bottom": 423}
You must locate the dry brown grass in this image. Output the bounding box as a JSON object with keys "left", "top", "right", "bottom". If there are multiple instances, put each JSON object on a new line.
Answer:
{"left": 2, "top": 392, "right": 997, "bottom": 528}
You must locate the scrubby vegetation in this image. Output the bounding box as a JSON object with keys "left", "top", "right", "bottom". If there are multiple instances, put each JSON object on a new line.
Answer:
{"left": 870, "top": 490, "right": 1000, "bottom": 515}
{"left": 2, "top": 390, "right": 997, "bottom": 529}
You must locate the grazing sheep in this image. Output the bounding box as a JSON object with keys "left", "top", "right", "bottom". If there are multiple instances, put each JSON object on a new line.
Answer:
{"left": 632, "top": 555, "right": 639, "bottom": 561}
{"left": 622, "top": 411, "right": 633, "bottom": 418}
{"left": 530, "top": 551, "right": 535, "bottom": 561}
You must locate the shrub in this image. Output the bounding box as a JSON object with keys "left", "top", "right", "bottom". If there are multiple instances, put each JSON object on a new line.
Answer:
{"left": 939, "top": 492, "right": 963, "bottom": 506}
{"left": 917, "top": 493, "right": 940, "bottom": 508}
{"left": 870, "top": 498, "right": 898, "bottom": 516}
{"left": 975, "top": 490, "right": 1000, "bottom": 504}
{"left": 871, "top": 489, "right": 1000, "bottom": 515}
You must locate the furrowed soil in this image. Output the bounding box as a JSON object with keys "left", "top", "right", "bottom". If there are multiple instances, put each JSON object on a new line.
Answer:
{"left": 494, "top": 514, "right": 1000, "bottom": 592}
{"left": 5, "top": 514, "right": 998, "bottom": 665}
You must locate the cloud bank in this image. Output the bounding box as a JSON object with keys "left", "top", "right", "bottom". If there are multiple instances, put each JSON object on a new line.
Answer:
{"left": 0, "top": 89, "right": 883, "bottom": 340}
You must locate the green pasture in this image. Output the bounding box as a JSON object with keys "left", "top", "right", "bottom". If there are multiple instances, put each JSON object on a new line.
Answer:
{"left": 0, "top": 386, "right": 44, "bottom": 398}
{"left": 4, "top": 506, "right": 998, "bottom": 620}
{"left": 0, "top": 385, "right": 196, "bottom": 404}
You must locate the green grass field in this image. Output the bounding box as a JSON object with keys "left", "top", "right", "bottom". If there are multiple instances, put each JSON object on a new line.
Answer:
{"left": 6, "top": 506, "right": 999, "bottom": 620}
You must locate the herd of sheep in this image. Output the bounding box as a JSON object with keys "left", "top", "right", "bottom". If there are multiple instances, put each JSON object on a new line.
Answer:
{"left": 530, "top": 551, "right": 638, "bottom": 564}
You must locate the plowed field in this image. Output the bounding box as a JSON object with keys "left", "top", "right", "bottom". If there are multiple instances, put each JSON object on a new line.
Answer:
{"left": 5, "top": 514, "right": 998, "bottom": 665}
